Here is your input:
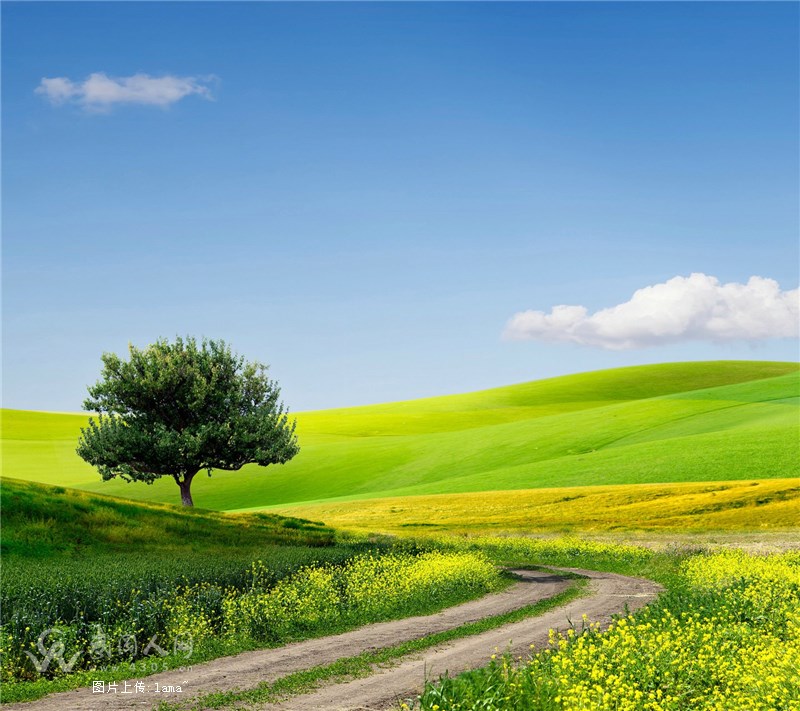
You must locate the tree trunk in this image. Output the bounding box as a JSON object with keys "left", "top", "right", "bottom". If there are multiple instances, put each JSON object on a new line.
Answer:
{"left": 178, "top": 474, "right": 195, "bottom": 507}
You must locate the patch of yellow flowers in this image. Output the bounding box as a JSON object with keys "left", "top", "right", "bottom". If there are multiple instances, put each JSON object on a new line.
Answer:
{"left": 164, "top": 551, "right": 498, "bottom": 645}
{"left": 420, "top": 549, "right": 800, "bottom": 710}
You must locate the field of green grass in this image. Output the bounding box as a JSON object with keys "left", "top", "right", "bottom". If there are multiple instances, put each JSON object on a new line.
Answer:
{"left": 2, "top": 361, "right": 798, "bottom": 513}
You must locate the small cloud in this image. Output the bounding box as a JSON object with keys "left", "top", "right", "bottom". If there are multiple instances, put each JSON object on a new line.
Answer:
{"left": 504, "top": 273, "right": 800, "bottom": 350}
{"left": 35, "top": 72, "right": 216, "bottom": 111}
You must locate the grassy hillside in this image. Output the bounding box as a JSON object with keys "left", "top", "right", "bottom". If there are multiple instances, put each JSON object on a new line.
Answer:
{"left": 2, "top": 361, "right": 798, "bottom": 512}
{"left": 0, "top": 477, "right": 333, "bottom": 558}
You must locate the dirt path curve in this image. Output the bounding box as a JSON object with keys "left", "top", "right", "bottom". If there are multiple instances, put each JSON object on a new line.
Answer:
{"left": 274, "top": 568, "right": 662, "bottom": 711}
{"left": 4, "top": 570, "right": 573, "bottom": 711}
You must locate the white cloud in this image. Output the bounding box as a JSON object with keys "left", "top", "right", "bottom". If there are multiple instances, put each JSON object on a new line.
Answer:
{"left": 504, "top": 273, "right": 800, "bottom": 350}
{"left": 36, "top": 72, "right": 215, "bottom": 111}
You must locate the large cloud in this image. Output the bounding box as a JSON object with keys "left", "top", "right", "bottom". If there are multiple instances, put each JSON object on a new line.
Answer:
{"left": 504, "top": 273, "right": 800, "bottom": 350}
{"left": 36, "top": 73, "right": 215, "bottom": 111}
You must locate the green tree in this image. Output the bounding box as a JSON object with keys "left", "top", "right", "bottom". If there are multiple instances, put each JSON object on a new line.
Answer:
{"left": 77, "top": 337, "right": 299, "bottom": 507}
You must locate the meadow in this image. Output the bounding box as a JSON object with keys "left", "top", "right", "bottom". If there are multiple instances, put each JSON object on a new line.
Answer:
{"left": 0, "top": 480, "right": 503, "bottom": 703}
{"left": 2, "top": 361, "right": 798, "bottom": 521}
{"left": 3, "top": 481, "right": 800, "bottom": 709}
{"left": 2, "top": 360, "right": 799, "bottom": 707}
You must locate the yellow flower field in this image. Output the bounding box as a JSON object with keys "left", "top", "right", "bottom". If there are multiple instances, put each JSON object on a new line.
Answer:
{"left": 419, "top": 549, "right": 800, "bottom": 710}
{"left": 274, "top": 478, "right": 800, "bottom": 535}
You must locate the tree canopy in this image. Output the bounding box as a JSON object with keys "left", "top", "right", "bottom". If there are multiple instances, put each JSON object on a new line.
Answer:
{"left": 76, "top": 337, "right": 299, "bottom": 506}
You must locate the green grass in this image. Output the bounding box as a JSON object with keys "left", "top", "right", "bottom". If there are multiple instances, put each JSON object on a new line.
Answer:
{"left": 2, "top": 361, "right": 798, "bottom": 512}
{"left": 0, "top": 478, "right": 334, "bottom": 558}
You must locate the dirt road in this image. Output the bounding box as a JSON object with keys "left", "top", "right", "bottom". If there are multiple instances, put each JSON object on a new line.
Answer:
{"left": 276, "top": 568, "right": 661, "bottom": 711}
{"left": 4, "top": 568, "right": 660, "bottom": 711}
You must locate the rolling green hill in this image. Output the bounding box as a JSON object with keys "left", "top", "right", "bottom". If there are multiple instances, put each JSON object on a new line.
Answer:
{"left": 2, "top": 361, "right": 798, "bottom": 513}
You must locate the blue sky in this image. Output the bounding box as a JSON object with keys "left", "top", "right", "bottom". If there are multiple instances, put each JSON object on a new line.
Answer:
{"left": 3, "top": 2, "right": 798, "bottom": 412}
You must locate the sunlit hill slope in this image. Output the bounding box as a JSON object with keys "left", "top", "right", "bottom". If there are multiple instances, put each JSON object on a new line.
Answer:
{"left": 2, "top": 361, "right": 797, "bottom": 517}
